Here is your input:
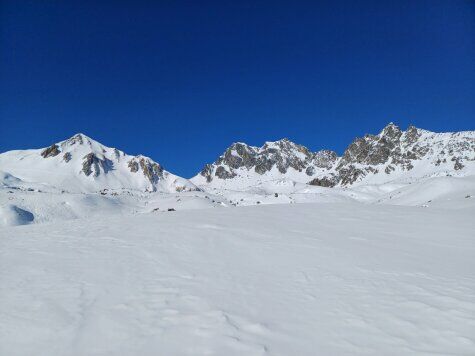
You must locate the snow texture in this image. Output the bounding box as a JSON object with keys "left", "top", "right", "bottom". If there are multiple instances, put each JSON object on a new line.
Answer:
{"left": 1, "top": 203, "right": 474, "bottom": 355}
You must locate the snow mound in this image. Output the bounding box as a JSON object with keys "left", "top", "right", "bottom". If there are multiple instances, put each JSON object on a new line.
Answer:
{"left": 0, "top": 204, "right": 34, "bottom": 226}
{"left": 0, "top": 170, "right": 22, "bottom": 187}
{"left": 376, "top": 176, "right": 475, "bottom": 208}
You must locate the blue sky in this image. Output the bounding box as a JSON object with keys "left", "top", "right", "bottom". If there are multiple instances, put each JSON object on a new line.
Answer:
{"left": 1, "top": 1, "right": 474, "bottom": 177}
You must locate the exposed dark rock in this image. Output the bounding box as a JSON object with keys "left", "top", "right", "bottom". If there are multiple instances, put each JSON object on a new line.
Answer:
{"left": 41, "top": 144, "right": 60, "bottom": 158}
{"left": 215, "top": 166, "right": 236, "bottom": 179}
{"left": 385, "top": 165, "right": 395, "bottom": 174}
{"left": 128, "top": 157, "right": 164, "bottom": 186}
{"left": 199, "top": 164, "right": 214, "bottom": 182}
{"left": 255, "top": 157, "right": 273, "bottom": 175}
{"left": 63, "top": 152, "right": 72, "bottom": 162}
{"left": 339, "top": 166, "right": 365, "bottom": 186}
{"left": 114, "top": 148, "right": 122, "bottom": 160}
{"left": 67, "top": 134, "right": 85, "bottom": 146}
{"left": 404, "top": 125, "right": 422, "bottom": 145}
{"left": 308, "top": 176, "right": 338, "bottom": 187}
{"left": 200, "top": 138, "right": 321, "bottom": 179}
{"left": 139, "top": 158, "right": 163, "bottom": 184}
{"left": 305, "top": 166, "right": 315, "bottom": 176}
{"left": 82, "top": 153, "right": 113, "bottom": 177}
{"left": 128, "top": 160, "right": 139, "bottom": 172}
{"left": 454, "top": 159, "right": 464, "bottom": 170}
{"left": 312, "top": 150, "right": 338, "bottom": 169}
{"left": 339, "top": 123, "right": 402, "bottom": 168}
{"left": 217, "top": 143, "right": 257, "bottom": 169}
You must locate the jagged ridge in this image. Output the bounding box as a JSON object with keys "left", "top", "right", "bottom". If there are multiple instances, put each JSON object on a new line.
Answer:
{"left": 192, "top": 123, "right": 475, "bottom": 188}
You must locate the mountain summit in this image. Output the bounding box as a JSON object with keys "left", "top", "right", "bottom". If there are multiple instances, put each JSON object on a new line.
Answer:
{"left": 192, "top": 138, "right": 338, "bottom": 189}
{"left": 0, "top": 133, "right": 197, "bottom": 193}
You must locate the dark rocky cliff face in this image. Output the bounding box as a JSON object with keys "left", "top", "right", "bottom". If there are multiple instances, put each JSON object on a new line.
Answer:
{"left": 338, "top": 123, "right": 402, "bottom": 168}
{"left": 82, "top": 153, "right": 113, "bottom": 177}
{"left": 128, "top": 157, "right": 164, "bottom": 184}
{"left": 199, "top": 138, "right": 338, "bottom": 182}
{"left": 331, "top": 123, "right": 474, "bottom": 185}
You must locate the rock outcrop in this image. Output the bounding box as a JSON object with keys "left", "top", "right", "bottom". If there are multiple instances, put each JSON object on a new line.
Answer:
{"left": 81, "top": 153, "right": 113, "bottom": 177}
{"left": 41, "top": 144, "right": 60, "bottom": 158}
{"left": 127, "top": 157, "right": 164, "bottom": 184}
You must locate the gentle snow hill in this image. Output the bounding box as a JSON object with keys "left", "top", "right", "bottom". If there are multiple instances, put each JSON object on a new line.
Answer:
{"left": 0, "top": 182, "right": 228, "bottom": 227}
{"left": 0, "top": 133, "right": 197, "bottom": 193}
{"left": 1, "top": 203, "right": 474, "bottom": 355}
{"left": 373, "top": 175, "right": 475, "bottom": 209}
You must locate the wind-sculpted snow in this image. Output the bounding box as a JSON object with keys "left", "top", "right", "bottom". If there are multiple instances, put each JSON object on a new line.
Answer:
{"left": 0, "top": 204, "right": 34, "bottom": 226}
{"left": 0, "top": 203, "right": 474, "bottom": 355}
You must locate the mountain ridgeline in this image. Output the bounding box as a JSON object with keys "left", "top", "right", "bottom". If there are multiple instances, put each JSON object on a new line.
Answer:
{"left": 191, "top": 123, "right": 475, "bottom": 188}
{"left": 0, "top": 123, "right": 474, "bottom": 193}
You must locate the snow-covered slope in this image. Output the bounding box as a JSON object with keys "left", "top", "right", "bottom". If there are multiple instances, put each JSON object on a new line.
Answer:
{"left": 191, "top": 123, "right": 475, "bottom": 190}
{"left": 1, "top": 203, "right": 474, "bottom": 355}
{"left": 0, "top": 133, "right": 197, "bottom": 193}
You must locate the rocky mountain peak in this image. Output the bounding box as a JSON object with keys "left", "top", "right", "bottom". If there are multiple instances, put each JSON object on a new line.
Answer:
{"left": 17, "top": 133, "right": 198, "bottom": 193}
{"left": 64, "top": 133, "right": 91, "bottom": 146}
{"left": 329, "top": 123, "right": 475, "bottom": 186}
{"left": 263, "top": 138, "right": 312, "bottom": 158}
{"left": 401, "top": 125, "right": 423, "bottom": 146}
{"left": 196, "top": 138, "right": 337, "bottom": 183}
{"left": 379, "top": 122, "right": 402, "bottom": 142}
{"left": 193, "top": 123, "right": 475, "bottom": 189}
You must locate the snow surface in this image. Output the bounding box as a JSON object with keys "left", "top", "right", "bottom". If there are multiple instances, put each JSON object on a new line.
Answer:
{"left": 2, "top": 169, "right": 475, "bottom": 226}
{"left": 1, "top": 203, "right": 474, "bottom": 355}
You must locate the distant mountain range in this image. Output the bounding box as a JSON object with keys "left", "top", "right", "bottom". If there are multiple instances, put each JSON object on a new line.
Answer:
{"left": 1, "top": 123, "right": 474, "bottom": 193}
{"left": 191, "top": 123, "right": 475, "bottom": 189}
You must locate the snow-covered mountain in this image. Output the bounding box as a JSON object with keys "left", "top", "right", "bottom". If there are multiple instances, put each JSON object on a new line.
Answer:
{"left": 191, "top": 138, "right": 339, "bottom": 189}
{"left": 191, "top": 123, "right": 475, "bottom": 189}
{"left": 0, "top": 133, "right": 197, "bottom": 193}
{"left": 1, "top": 125, "right": 474, "bottom": 227}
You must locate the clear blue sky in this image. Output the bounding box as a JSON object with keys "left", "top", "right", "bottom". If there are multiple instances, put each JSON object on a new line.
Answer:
{"left": 1, "top": 1, "right": 474, "bottom": 177}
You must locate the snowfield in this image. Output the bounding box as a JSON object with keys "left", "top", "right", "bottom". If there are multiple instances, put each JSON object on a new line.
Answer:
{"left": 1, "top": 202, "right": 474, "bottom": 355}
